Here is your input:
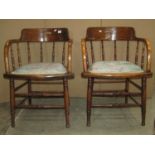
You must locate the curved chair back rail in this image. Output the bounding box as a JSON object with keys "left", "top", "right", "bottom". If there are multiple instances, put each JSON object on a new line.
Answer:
{"left": 86, "top": 27, "right": 136, "bottom": 41}
{"left": 20, "top": 28, "right": 69, "bottom": 42}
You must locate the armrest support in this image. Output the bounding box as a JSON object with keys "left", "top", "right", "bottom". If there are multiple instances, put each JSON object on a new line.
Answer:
{"left": 81, "top": 39, "right": 89, "bottom": 72}
{"left": 145, "top": 39, "right": 152, "bottom": 73}
{"left": 67, "top": 39, "right": 73, "bottom": 73}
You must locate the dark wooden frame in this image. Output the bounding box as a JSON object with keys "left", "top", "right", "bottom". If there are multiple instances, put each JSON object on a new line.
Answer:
{"left": 4, "top": 28, "right": 74, "bottom": 128}
{"left": 81, "top": 27, "right": 152, "bottom": 126}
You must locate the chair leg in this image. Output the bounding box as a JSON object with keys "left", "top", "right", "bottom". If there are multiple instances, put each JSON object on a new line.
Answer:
{"left": 10, "top": 79, "right": 16, "bottom": 127}
{"left": 63, "top": 78, "right": 70, "bottom": 128}
{"left": 87, "top": 78, "right": 93, "bottom": 127}
{"left": 28, "top": 80, "right": 32, "bottom": 105}
{"left": 141, "top": 77, "right": 147, "bottom": 126}
{"left": 125, "top": 78, "right": 129, "bottom": 104}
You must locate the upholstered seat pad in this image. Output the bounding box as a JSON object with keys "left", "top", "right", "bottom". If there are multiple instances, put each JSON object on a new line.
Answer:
{"left": 12, "top": 63, "right": 67, "bottom": 75}
{"left": 88, "top": 61, "right": 143, "bottom": 73}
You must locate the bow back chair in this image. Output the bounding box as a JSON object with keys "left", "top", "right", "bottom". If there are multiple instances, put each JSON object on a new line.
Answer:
{"left": 4, "top": 28, "right": 74, "bottom": 128}
{"left": 81, "top": 27, "right": 152, "bottom": 126}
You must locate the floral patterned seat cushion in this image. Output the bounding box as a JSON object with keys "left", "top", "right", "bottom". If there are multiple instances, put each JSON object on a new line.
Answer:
{"left": 12, "top": 63, "right": 67, "bottom": 75}
{"left": 88, "top": 61, "right": 144, "bottom": 74}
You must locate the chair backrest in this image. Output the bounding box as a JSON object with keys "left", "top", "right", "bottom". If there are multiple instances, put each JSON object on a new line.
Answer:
{"left": 82, "top": 27, "right": 149, "bottom": 71}
{"left": 86, "top": 27, "right": 136, "bottom": 41}
{"left": 20, "top": 28, "right": 69, "bottom": 42}
{"left": 4, "top": 28, "right": 72, "bottom": 73}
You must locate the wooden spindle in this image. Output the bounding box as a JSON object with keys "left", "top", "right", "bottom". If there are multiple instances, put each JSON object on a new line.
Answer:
{"left": 52, "top": 42, "right": 55, "bottom": 62}
{"left": 141, "top": 42, "right": 145, "bottom": 69}
{"left": 17, "top": 43, "right": 22, "bottom": 67}
{"left": 10, "top": 44, "right": 15, "bottom": 70}
{"left": 135, "top": 41, "right": 139, "bottom": 65}
{"left": 27, "top": 42, "right": 31, "bottom": 63}
{"left": 40, "top": 42, "right": 43, "bottom": 62}
{"left": 86, "top": 45, "right": 89, "bottom": 69}
{"left": 84, "top": 41, "right": 89, "bottom": 70}
{"left": 62, "top": 42, "right": 65, "bottom": 65}
{"left": 101, "top": 40, "right": 105, "bottom": 60}
{"left": 90, "top": 41, "right": 95, "bottom": 63}
{"left": 126, "top": 41, "right": 129, "bottom": 61}
{"left": 114, "top": 40, "right": 117, "bottom": 60}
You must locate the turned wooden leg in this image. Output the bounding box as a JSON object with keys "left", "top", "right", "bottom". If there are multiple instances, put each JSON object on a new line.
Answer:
{"left": 87, "top": 78, "right": 93, "bottom": 127}
{"left": 141, "top": 77, "right": 147, "bottom": 126}
{"left": 63, "top": 78, "right": 70, "bottom": 128}
{"left": 28, "top": 80, "right": 32, "bottom": 105}
{"left": 10, "top": 79, "right": 16, "bottom": 127}
{"left": 125, "top": 78, "right": 129, "bottom": 104}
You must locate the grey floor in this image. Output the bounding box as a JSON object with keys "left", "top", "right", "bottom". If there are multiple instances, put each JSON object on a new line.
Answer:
{"left": 0, "top": 91, "right": 155, "bottom": 135}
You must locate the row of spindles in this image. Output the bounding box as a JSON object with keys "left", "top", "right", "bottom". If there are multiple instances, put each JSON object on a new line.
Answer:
{"left": 88, "top": 40, "right": 146, "bottom": 70}
{"left": 10, "top": 42, "right": 66, "bottom": 70}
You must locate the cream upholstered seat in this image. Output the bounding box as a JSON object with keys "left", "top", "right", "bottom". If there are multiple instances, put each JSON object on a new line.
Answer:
{"left": 88, "top": 61, "right": 143, "bottom": 74}
{"left": 12, "top": 63, "right": 67, "bottom": 75}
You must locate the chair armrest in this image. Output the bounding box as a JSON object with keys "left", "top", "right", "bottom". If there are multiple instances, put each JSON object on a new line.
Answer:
{"left": 145, "top": 39, "right": 152, "bottom": 73}
{"left": 4, "top": 39, "right": 20, "bottom": 74}
{"left": 67, "top": 39, "right": 73, "bottom": 73}
{"left": 136, "top": 37, "right": 152, "bottom": 73}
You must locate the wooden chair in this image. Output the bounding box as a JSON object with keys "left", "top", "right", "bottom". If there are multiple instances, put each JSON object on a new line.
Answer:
{"left": 81, "top": 27, "right": 152, "bottom": 126}
{"left": 3, "top": 28, "right": 74, "bottom": 128}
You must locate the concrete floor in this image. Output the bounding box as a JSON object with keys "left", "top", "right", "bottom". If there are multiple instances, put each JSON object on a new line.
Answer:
{"left": 0, "top": 91, "right": 155, "bottom": 135}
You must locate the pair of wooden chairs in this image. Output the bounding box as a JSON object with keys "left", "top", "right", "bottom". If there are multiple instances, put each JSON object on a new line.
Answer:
{"left": 3, "top": 27, "right": 152, "bottom": 128}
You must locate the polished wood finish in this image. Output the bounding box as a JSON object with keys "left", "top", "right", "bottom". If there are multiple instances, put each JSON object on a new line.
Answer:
{"left": 81, "top": 27, "right": 152, "bottom": 126}
{"left": 4, "top": 28, "right": 74, "bottom": 128}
